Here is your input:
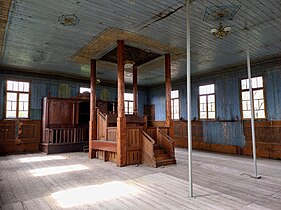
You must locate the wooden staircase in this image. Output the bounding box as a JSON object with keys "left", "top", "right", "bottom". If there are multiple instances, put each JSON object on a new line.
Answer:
{"left": 153, "top": 144, "right": 176, "bottom": 167}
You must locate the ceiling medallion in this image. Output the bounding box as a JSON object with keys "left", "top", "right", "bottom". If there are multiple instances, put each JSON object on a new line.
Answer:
{"left": 203, "top": 5, "right": 241, "bottom": 39}
{"left": 58, "top": 14, "right": 80, "bottom": 26}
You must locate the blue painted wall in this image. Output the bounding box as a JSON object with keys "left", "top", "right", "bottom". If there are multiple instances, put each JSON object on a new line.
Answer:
{"left": 146, "top": 60, "right": 281, "bottom": 146}
{"left": 0, "top": 73, "right": 147, "bottom": 120}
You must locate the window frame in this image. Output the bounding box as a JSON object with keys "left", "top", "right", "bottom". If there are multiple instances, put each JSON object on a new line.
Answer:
{"left": 198, "top": 84, "right": 216, "bottom": 120}
{"left": 124, "top": 93, "right": 133, "bottom": 114}
{"left": 5, "top": 79, "right": 31, "bottom": 119}
{"left": 240, "top": 75, "right": 266, "bottom": 120}
{"left": 171, "top": 90, "right": 180, "bottom": 120}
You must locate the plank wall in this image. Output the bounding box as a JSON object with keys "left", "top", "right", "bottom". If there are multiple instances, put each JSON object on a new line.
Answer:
{"left": 148, "top": 60, "right": 281, "bottom": 159}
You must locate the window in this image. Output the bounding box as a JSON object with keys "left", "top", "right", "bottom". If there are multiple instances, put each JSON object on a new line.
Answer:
{"left": 6, "top": 80, "right": 30, "bottom": 119}
{"left": 199, "top": 84, "right": 215, "bottom": 119}
{"left": 171, "top": 90, "right": 179, "bottom": 120}
{"left": 124, "top": 93, "right": 133, "bottom": 114}
{"left": 79, "top": 87, "right": 91, "bottom": 93}
{"left": 241, "top": 76, "right": 265, "bottom": 119}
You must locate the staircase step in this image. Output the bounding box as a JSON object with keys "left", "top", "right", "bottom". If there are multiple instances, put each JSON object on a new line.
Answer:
{"left": 156, "top": 158, "right": 176, "bottom": 167}
{"left": 154, "top": 149, "right": 165, "bottom": 155}
{"left": 155, "top": 153, "right": 170, "bottom": 161}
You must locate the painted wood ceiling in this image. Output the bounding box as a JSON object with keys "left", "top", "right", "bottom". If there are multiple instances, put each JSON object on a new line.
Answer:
{"left": 0, "top": 0, "right": 281, "bottom": 86}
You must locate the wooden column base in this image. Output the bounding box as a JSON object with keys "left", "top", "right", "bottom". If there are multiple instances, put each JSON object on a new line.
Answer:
{"left": 117, "top": 117, "right": 127, "bottom": 166}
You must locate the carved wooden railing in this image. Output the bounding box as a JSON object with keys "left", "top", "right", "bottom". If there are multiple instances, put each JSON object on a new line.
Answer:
{"left": 141, "top": 129, "right": 156, "bottom": 167}
{"left": 97, "top": 109, "right": 107, "bottom": 140}
{"left": 44, "top": 127, "right": 88, "bottom": 144}
{"left": 146, "top": 127, "right": 169, "bottom": 142}
{"left": 156, "top": 127, "right": 175, "bottom": 159}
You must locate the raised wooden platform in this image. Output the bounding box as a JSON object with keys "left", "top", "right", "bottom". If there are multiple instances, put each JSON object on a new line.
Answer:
{"left": 1, "top": 148, "right": 281, "bottom": 209}
{"left": 41, "top": 141, "right": 88, "bottom": 154}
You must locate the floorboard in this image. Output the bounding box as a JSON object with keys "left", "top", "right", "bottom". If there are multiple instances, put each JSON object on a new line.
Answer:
{"left": 1, "top": 148, "right": 281, "bottom": 209}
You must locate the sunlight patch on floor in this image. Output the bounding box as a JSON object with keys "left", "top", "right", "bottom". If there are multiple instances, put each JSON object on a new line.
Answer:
{"left": 52, "top": 181, "right": 139, "bottom": 208}
{"left": 30, "top": 164, "right": 88, "bottom": 176}
{"left": 19, "top": 156, "right": 66, "bottom": 163}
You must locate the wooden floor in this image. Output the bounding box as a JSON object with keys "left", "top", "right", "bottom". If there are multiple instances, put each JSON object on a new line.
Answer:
{"left": 1, "top": 148, "right": 281, "bottom": 210}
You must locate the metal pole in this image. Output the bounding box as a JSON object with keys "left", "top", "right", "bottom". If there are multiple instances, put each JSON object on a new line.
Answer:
{"left": 186, "top": 0, "right": 193, "bottom": 197}
{"left": 246, "top": 29, "right": 258, "bottom": 178}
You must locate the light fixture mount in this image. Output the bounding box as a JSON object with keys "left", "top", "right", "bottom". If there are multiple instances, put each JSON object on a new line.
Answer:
{"left": 203, "top": 5, "right": 241, "bottom": 39}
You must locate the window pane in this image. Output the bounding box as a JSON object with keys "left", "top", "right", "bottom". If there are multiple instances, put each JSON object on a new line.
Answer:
{"left": 241, "top": 76, "right": 263, "bottom": 90}
{"left": 19, "top": 93, "right": 29, "bottom": 102}
{"left": 19, "top": 102, "right": 24, "bottom": 111}
{"left": 6, "top": 111, "right": 16, "bottom": 118}
{"left": 19, "top": 82, "right": 24, "bottom": 92}
{"left": 243, "top": 111, "right": 251, "bottom": 118}
{"left": 7, "top": 81, "right": 14, "bottom": 91}
{"left": 12, "top": 102, "right": 17, "bottom": 111}
{"left": 124, "top": 93, "right": 133, "bottom": 101}
{"left": 256, "top": 76, "right": 263, "bottom": 88}
{"left": 7, "top": 92, "right": 17, "bottom": 101}
{"left": 174, "top": 113, "right": 179, "bottom": 120}
{"left": 253, "top": 89, "right": 263, "bottom": 100}
{"left": 24, "top": 82, "right": 30, "bottom": 92}
{"left": 24, "top": 102, "right": 29, "bottom": 111}
{"left": 208, "top": 102, "right": 215, "bottom": 112}
{"left": 174, "top": 99, "right": 179, "bottom": 106}
{"left": 200, "top": 96, "right": 206, "bottom": 104}
{"left": 208, "top": 84, "right": 215, "bottom": 94}
{"left": 199, "top": 84, "right": 214, "bottom": 95}
{"left": 200, "top": 103, "right": 206, "bottom": 112}
{"left": 241, "top": 79, "right": 248, "bottom": 90}
{"left": 12, "top": 81, "right": 19, "bottom": 91}
{"left": 255, "top": 110, "right": 265, "bottom": 118}
{"left": 242, "top": 101, "right": 250, "bottom": 111}
{"left": 242, "top": 91, "right": 250, "bottom": 101}
{"left": 79, "top": 87, "right": 91, "bottom": 93}
{"left": 208, "top": 95, "right": 215, "bottom": 103}
{"left": 19, "top": 111, "right": 28, "bottom": 118}
{"left": 171, "top": 90, "right": 179, "bottom": 99}
{"left": 199, "top": 86, "right": 206, "bottom": 95}
{"left": 208, "top": 112, "right": 215, "bottom": 119}
{"left": 254, "top": 99, "right": 264, "bottom": 110}
{"left": 200, "top": 112, "right": 207, "bottom": 119}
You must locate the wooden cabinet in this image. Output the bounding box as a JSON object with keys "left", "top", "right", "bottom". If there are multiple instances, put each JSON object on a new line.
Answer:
{"left": 41, "top": 97, "right": 89, "bottom": 154}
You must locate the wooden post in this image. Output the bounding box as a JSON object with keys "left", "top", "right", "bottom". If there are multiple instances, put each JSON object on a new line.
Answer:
{"left": 133, "top": 66, "right": 138, "bottom": 115}
{"left": 89, "top": 59, "right": 97, "bottom": 159}
{"left": 165, "top": 54, "right": 174, "bottom": 138}
{"left": 116, "top": 40, "right": 127, "bottom": 166}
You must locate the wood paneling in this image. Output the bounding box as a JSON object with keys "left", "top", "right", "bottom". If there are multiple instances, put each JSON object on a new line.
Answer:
{"left": 42, "top": 97, "right": 89, "bottom": 154}
{"left": 126, "top": 128, "right": 141, "bottom": 165}
{"left": 141, "top": 130, "right": 156, "bottom": 167}
{"left": 0, "top": 120, "right": 41, "bottom": 155}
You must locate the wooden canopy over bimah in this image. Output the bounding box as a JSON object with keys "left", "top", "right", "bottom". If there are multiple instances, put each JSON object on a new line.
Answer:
{"left": 89, "top": 41, "right": 176, "bottom": 168}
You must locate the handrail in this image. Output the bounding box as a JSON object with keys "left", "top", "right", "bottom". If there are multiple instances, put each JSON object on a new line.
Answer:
{"left": 157, "top": 127, "right": 175, "bottom": 159}
{"left": 158, "top": 128, "right": 175, "bottom": 143}
{"left": 141, "top": 130, "right": 155, "bottom": 144}
{"left": 98, "top": 109, "right": 107, "bottom": 121}
{"left": 141, "top": 129, "right": 156, "bottom": 167}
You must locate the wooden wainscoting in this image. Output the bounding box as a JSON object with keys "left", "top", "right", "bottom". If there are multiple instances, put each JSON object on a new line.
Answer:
{"left": 126, "top": 127, "right": 142, "bottom": 165}
{"left": 0, "top": 120, "right": 41, "bottom": 155}
{"left": 154, "top": 120, "right": 281, "bottom": 160}
{"left": 243, "top": 121, "right": 281, "bottom": 159}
